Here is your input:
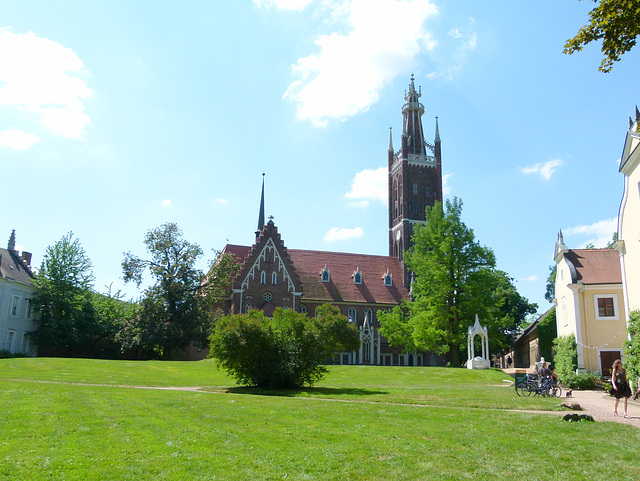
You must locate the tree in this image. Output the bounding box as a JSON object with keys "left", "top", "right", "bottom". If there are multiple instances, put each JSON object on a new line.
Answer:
{"left": 545, "top": 265, "right": 556, "bottom": 304}
{"left": 380, "top": 198, "right": 535, "bottom": 366}
{"left": 121, "top": 223, "right": 212, "bottom": 358}
{"left": 564, "top": 0, "right": 640, "bottom": 72}
{"left": 209, "top": 305, "right": 360, "bottom": 389}
{"left": 31, "top": 232, "right": 98, "bottom": 353}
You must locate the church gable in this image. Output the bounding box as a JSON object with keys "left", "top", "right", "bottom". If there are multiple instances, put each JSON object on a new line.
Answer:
{"left": 231, "top": 220, "right": 302, "bottom": 314}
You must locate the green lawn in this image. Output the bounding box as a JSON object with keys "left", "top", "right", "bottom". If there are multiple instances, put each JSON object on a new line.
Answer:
{"left": 1, "top": 358, "right": 638, "bottom": 480}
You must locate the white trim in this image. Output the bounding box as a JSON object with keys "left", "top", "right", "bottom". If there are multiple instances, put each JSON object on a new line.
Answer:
{"left": 241, "top": 238, "right": 295, "bottom": 293}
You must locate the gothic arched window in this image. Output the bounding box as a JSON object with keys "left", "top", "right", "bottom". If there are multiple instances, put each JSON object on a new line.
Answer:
{"left": 272, "top": 272, "right": 277, "bottom": 285}
{"left": 348, "top": 307, "right": 357, "bottom": 323}
{"left": 260, "top": 271, "right": 266, "bottom": 284}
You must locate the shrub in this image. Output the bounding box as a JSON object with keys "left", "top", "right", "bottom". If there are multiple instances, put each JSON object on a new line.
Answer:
{"left": 209, "top": 305, "right": 360, "bottom": 389}
{"left": 561, "top": 371, "right": 600, "bottom": 390}
{"left": 624, "top": 309, "right": 640, "bottom": 392}
{"left": 0, "top": 350, "right": 30, "bottom": 359}
{"left": 553, "top": 334, "right": 578, "bottom": 383}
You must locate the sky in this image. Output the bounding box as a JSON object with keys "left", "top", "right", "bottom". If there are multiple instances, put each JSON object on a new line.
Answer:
{"left": 2, "top": 0, "right": 639, "bottom": 315}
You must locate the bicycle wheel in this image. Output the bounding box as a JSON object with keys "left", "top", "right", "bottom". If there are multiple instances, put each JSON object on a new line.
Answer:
{"left": 553, "top": 384, "right": 562, "bottom": 398}
{"left": 519, "top": 381, "right": 535, "bottom": 397}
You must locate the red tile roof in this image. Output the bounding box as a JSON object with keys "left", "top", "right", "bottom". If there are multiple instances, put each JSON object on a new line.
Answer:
{"left": 222, "top": 244, "right": 409, "bottom": 306}
{"left": 566, "top": 249, "right": 621, "bottom": 285}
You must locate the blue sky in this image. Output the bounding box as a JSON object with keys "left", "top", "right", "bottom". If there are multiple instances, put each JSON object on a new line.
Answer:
{"left": 2, "top": 0, "right": 638, "bottom": 314}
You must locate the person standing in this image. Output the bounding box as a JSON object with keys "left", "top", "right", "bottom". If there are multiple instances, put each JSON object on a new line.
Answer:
{"left": 609, "top": 359, "right": 632, "bottom": 418}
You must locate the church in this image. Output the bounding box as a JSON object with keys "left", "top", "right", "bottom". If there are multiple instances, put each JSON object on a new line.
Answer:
{"left": 219, "top": 76, "right": 443, "bottom": 366}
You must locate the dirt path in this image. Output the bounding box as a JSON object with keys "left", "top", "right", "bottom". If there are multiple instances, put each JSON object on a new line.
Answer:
{"left": 563, "top": 389, "right": 640, "bottom": 427}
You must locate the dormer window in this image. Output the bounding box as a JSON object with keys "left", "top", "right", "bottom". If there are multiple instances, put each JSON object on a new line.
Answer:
{"left": 353, "top": 267, "right": 362, "bottom": 285}
{"left": 321, "top": 265, "right": 330, "bottom": 283}
{"left": 383, "top": 269, "right": 392, "bottom": 286}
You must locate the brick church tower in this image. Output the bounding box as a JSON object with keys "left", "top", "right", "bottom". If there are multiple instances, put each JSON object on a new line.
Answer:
{"left": 388, "top": 75, "right": 443, "bottom": 288}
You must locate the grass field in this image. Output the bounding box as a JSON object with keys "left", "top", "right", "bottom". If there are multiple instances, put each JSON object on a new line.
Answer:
{"left": 1, "top": 358, "right": 639, "bottom": 480}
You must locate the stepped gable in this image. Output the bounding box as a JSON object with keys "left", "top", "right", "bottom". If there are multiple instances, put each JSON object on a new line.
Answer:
{"left": 230, "top": 219, "right": 302, "bottom": 294}
{"left": 565, "top": 249, "right": 621, "bottom": 285}
{"left": 288, "top": 249, "right": 409, "bottom": 305}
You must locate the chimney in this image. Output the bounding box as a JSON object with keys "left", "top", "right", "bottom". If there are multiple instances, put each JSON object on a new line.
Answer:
{"left": 21, "top": 251, "right": 32, "bottom": 268}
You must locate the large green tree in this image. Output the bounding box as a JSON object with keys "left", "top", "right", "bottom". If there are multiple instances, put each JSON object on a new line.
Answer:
{"left": 120, "top": 223, "right": 239, "bottom": 358}
{"left": 31, "top": 233, "right": 98, "bottom": 353}
{"left": 121, "top": 223, "right": 207, "bottom": 358}
{"left": 209, "top": 305, "right": 359, "bottom": 389}
{"left": 379, "top": 198, "right": 536, "bottom": 366}
{"left": 564, "top": 0, "right": 640, "bottom": 72}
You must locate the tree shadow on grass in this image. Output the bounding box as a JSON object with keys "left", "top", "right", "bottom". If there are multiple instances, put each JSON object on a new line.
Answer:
{"left": 224, "top": 386, "right": 388, "bottom": 398}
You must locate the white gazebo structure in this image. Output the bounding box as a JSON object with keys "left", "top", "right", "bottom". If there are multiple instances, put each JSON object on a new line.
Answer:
{"left": 467, "top": 315, "right": 490, "bottom": 369}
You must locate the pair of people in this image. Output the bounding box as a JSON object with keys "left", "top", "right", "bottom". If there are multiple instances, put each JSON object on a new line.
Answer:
{"left": 610, "top": 359, "right": 633, "bottom": 418}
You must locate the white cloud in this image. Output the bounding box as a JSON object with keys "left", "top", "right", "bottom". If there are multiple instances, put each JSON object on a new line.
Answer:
{"left": 216, "top": 198, "right": 229, "bottom": 205}
{"left": 521, "top": 159, "right": 565, "bottom": 180}
{"left": 0, "top": 28, "right": 92, "bottom": 139}
{"left": 345, "top": 167, "right": 387, "bottom": 206}
{"left": 162, "top": 199, "right": 172, "bottom": 207}
{"left": 324, "top": 226, "right": 364, "bottom": 241}
{"left": 520, "top": 274, "right": 538, "bottom": 282}
{"left": 564, "top": 217, "right": 617, "bottom": 248}
{"left": 253, "top": 0, "right": 312, "bottom": 10}
{"left": 0, "top": 128, "right": 40, "bottom": 150}
{"left": 442, "top": 172, "right": 452, "bottom": 195}
{"left": 283, "top": 0, "right": 439, "bottom": 126}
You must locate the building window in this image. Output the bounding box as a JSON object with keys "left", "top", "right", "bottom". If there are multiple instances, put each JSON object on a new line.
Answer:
{"left": 245, "top": 303, "right": 252, "bottom": 313}
{"left": 412, "top": 183, "right": 418, "bottom": 195}
{"left": 321, "top": 266, "right": 330, "bottom": 282}
{"left": 260, "top": 271, "right": 266, "bottom": 284}
{"left": 7, "top": 331, "right": 15, "bottom": 352}
{"left": 300, "top": 304, "right": 307, "bottom": 314}
{"left": 425, "top": 184, "right": 431, "bottom": 196}
{"left": 364, "top": 308, "right": 373, "bottom": 323}
{"left": 26, "top": 299, "right": 34, "bottom": 319}
{"left": 353, "top": 268, "right": 362, "bottom": 285}
{"left": 272, "top": 272, "right": 277, "bottom": 285}
{"left": 413, "top": 202, "right": 419, "bottom": 214}
{"left": 594, "top": 295, "right": 618, "bottom": 320}
{"left": 383, "top": 270, "right": 392, "bottom": 286}
{"left": 263, "top": 292, "right": 273, "bottom": 302}
{"left": 348, "top": 307, "right": 357, "bottom": 323}
{"left": 11, "top": 296, "right": 19, "bottom": 316}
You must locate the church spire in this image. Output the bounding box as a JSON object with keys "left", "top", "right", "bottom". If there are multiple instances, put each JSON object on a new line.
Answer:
{"left": 256, "top": 174, "right": 265, "bottom": 239}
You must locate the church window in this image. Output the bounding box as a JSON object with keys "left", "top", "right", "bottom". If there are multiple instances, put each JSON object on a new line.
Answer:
{"left": 348, "top": 307, "right": 357, "bottom": 323}
{"left": 321, "top": 266, "right": 330, "bottom": 282}
{"left": 412, "top": 183, "right": 418, "bottom": 195}
{"left": 300, "top": 304, "right": 307, "bottom": 314}
{"left": 260, "top": 271, "right": 266, "bottom": 284}
{"left": 245, "top": 303, "right": 252, "bottom": 313}
{"left": 364, "top": 308, "right": 373, "bottom": 322}
{"left": 383, "top": 271, "right": 392, "bottom": 286}
{"left": 263, "top": 291, "right": 273, "bottom": 302}
{"left": 413, "top": 202, "right": 419, "bottom": 214}
{"left": 425, "top": 184, "right": 431, "bottom": 196}
{"left": 353, "top": 268, "right": 362, "bottom": 285}
{"left": 272, "top": 272, "right": 277, "bottom": 285}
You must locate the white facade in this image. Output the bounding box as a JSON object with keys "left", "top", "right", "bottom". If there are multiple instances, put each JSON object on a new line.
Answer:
{"left": 617, "top": 114, "right": 640, "bottom": 317}
{"left": 0, "top": 277, "right": 38, "bottom": 355}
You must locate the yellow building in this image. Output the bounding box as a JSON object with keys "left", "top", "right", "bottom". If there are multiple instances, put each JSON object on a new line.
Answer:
{"left": 617, "top": 108, "right": 640, "bottom": 317}
{"left": 554, "top": 233, "right": 626, "bottom": 376}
